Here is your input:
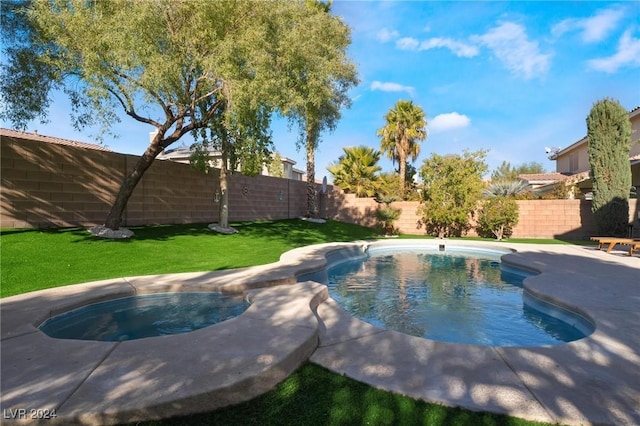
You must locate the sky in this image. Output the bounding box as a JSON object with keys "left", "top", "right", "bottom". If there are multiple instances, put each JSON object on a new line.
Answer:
{"left": 4, "top": 1, "right": 640, "bottom": 181}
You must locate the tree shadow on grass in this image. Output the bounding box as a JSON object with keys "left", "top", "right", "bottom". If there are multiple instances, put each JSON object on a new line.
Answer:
{"left": 136, "top": 363, "right": 541, "bottom": 426}
{"left": 231, "top": 219, "right": 378, "bottom": 247}
{"left": 3, "top": 220, "right": 378, "bottom": 245}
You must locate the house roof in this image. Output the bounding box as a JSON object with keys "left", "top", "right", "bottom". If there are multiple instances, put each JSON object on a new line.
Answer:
{"left": 158, "top": 145, "right": 298, "bottom": 166}
{"left": 551, "top": 105, "right": 640, "bottom": 159}
{"left": 0, "top": 128, "right": 111, "bottom": 152}
{"left": 519, "top": 172, "right": 569, "bottom": 183}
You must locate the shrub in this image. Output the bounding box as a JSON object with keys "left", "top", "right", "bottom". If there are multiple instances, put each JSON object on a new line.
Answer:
{"left": 419, "top": 150, "right": 487, "bottom": 238}
{"left": 375, "top": 195, "right": 401, "bottom": 235}
{"left": 483, "top": 179, "right": 530, "bottom": 198}
{"left": 477, "top": 197, "right": 519, "bottom": 241}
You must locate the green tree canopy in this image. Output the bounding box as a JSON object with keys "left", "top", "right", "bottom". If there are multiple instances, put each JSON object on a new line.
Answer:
{"left": 2, "top": 0, "right": 356, "bottom": 233}
{"left": 587, "top": 98, "right": 633, "bottom": 236}
{"left": 327, "top": 146, "right": 382, "bottom": 197}
{"left": 419, "top": 150, "right": 488, "bottom": 238}
{"left": 490, "top": 161, "right": 545, "bottom": 181}
{"left": 378, "top": 100, "right": 427, "bottom": 199}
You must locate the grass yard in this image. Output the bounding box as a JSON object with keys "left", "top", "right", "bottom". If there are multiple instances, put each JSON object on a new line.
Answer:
{"left": 0, "top": 219, "right": 377, "bottom": 298}
{"left": 1, "top": 219, "right": 560, "bottom": 425}
{"left": 138, "top": 363, "right": 549, "bottom": 426}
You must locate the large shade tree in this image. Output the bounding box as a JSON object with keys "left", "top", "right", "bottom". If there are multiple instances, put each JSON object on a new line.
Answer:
{"left": 284, "top": 0, "right": 358, "bottom": 218}
{"left": 378, "top": 100, "right": 427, "bottom": 199}
{"left": 1, "top": 0, "right": 355, "bottom": 234}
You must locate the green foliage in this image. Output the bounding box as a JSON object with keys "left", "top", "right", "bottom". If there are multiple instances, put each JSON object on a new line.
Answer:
{"left": 377, "top": 172, "right": 420, "bottom": 201}
{"left": 378, "top": 100, "right": 427, "bottom": 199}
{"left": 587, "top": 98, "right": 632, "bottom": 236}
{"left": 280, "top": 1, "right": 359, "bottom": 217}
{"left": 518, "top": 161, "right": 546, "bottom": 175}
{"left": 477, "top": 197, "right": 519, "bottom": 240}
{"left": 268, "top": 153, "right": 286, "bottom": 178}
{"left": 419, "top": 150, "right": 488, "bottom": 238}
{"left": 0, "top": 0, "right": 60, "bottom": 128}
{"left": 327, "top": 146, "right": 382, "bottom": 197}
{"left": 491, "top": 161, "right": 545, "bottom": 181}
{"left": 483, "top": 179, "right": 530, "bottom": 198}
{"left": 375, "top": 206, "right": 401, "bottom": 235}
{"left": 374, "top": 195, "right": 401, "bottom": 235}
{"left": 3, "top": 0, "right": 357, "bottom": 229}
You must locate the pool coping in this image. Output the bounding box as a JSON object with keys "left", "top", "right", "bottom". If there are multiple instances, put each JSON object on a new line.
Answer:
{"left": 1, "top": 239, "right": 639, "bottom": 425}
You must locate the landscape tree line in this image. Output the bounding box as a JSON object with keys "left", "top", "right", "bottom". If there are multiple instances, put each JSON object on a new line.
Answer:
{"left": 2, "top": 2, "right": 632, "bottom": 239}
{"left": 328, "top": 98, "right": 634, "bottom": 239}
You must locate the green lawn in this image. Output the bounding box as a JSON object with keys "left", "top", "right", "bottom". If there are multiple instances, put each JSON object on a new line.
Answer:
{"left": 139, "top": 363, "right": 549, "bottom": 426}
{"left": 0, "top": 219, "right": 377, "bottom": 298}
{"left": 1, "top": 219, "right": 559, "bottom": 425}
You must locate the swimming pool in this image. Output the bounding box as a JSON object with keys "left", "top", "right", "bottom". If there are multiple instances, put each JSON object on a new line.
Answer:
{"left": 39, "top": 292, "right": 250, "bottom": 342}
{"left": 326, "top": 245, "right": 592, "bottom": 347}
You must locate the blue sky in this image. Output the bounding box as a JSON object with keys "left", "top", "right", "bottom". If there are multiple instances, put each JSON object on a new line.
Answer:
{"left": 4, "top": 1, "right": 640, "bottom": 181}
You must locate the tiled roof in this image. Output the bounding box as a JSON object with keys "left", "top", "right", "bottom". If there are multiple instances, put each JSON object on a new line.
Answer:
{"left": 518, "top": 173, "right": 569, "bottom": 182}
{"left": 0, "top": 128, "right": 111, "bottom": 152}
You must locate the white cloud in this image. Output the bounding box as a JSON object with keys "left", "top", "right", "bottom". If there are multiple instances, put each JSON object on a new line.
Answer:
{"left": 552, "top": 7, "right": 625, "bottom": 42}
{"left": 396, "top": 36, "right": 478, "bottom": 57}
{"left": 418, "top": 37, "right": 479, "bottom": 58}
{"left": 588, "top": 29, "right": 640, "bottom": 73}
{"left": 472, "top": 22, "right": 551, "bottom": 80}
{"left": 370, "top": 81, "right": 415, "bottom": 97}
{"left": 377, "top": 28, "right": 399, "bottom": 43}
{"left": 396, "top": 37, "right": 420, "bottom": 50}
{"left": 429, "top": 112, "right": 471, "bottom": 133}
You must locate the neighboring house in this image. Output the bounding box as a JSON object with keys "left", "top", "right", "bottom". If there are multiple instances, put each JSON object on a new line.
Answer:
{"left": 518, "top": 172, "right": 571, "bottom": 191}
{"left": 547, "top": 106, "right": 640, "bottom": 198}
{"left": 156, "top": 144, "right": 304, "bottom": 181}
{"left": 0, "top": 128, "right": 112, "bottom": 152}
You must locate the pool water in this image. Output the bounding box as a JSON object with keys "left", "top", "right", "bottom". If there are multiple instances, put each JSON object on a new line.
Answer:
{"left": 39, "top": 292, "right": 250, "bottom": 342}
{"left": 327, "top": 248, "right": 590, "bottom": 347}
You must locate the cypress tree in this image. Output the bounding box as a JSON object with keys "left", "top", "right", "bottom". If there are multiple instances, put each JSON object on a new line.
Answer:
{"left": 587, "top": 99, "right": 632, "bottom": 236}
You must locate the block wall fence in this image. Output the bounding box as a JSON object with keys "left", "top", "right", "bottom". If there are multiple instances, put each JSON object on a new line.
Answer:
{"left": 2, "top": 137, "right": 638, "bottom": 239}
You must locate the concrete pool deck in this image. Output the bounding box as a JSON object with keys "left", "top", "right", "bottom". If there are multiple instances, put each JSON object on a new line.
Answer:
{"left": 1, "top": 240, "right": 639, "bottom": 425}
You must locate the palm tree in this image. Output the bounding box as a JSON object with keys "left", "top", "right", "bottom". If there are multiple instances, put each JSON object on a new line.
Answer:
{"left": 327, "top": 146, "right": 382, "bottom": 197}
{"left": 377, "top": 100, "right": 427, "bottom": 199}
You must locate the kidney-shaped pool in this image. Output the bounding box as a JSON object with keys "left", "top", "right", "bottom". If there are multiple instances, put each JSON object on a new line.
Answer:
{"left": 325, "top": 245, "right": 593, "bottom": 347}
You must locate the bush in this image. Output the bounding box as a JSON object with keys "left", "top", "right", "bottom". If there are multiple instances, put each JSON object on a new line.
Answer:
{"left": 375, "top": 195, "right": 401, "bottom": 235}
{"left": 477, "top": 197, "right": 519, "bottom": 240}
{"left": 419, "top": 150, "right": 487, "bottom": 238}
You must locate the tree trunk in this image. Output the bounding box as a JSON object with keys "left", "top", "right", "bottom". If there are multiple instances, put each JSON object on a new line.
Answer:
{"left": 306, "top": 125, "right": 318, "bottom": 218}
{"left": 219, "top": 135, "right": 230, "bottom": 228}
{"left": 104, "top": 143, "right": 163, "bottom": 230}
{"left": 399, "top": 156, "right": 406, "bottom": 200}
